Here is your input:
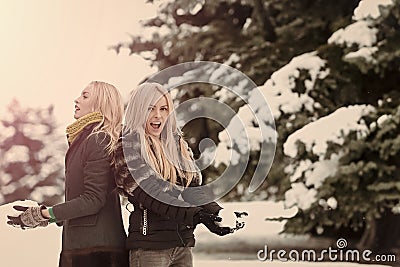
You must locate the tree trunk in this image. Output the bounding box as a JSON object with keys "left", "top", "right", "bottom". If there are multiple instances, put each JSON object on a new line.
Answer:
{"left": 358, "top": 211, "right": 400, "bottom": 253}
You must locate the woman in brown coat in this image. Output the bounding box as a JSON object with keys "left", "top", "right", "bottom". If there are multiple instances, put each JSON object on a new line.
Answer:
{"left": 7, "top": 81, "right": 128, "bottom": 267}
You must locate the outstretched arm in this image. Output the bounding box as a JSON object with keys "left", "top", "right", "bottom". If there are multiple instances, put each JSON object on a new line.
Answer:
{"left": 129, "top": 179, "right": 231, "bottom": 236}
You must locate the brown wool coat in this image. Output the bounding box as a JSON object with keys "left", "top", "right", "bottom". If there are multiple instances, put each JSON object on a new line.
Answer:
{"left": 52, "top": 123, "right": 127, "bottom": 254}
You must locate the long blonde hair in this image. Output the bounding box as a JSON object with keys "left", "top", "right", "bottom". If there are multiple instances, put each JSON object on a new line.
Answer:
{"left": 124, "top": 82, "right": 198, "bottom": 186}
{"left": 87, "top": 81, "right": 124, "bottom": 154}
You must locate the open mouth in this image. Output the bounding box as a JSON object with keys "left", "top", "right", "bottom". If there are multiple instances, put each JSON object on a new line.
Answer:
{"left": 75, "top": 105, "right": 80, "bottom": 112}
{"left": 150, "top": 122, "right": 161, "bottom": 129}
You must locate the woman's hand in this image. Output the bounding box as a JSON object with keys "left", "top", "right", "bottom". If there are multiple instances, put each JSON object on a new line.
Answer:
{"left": 7, "top": 205, "right": 49, "bottom": 229}
{"left": 193, "top": 210, "right": 233, "bottom": 236}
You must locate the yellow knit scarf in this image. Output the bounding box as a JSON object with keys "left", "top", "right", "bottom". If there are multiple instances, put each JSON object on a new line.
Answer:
{"left": 66, "top": 111, "right": 103, "bottom": 144}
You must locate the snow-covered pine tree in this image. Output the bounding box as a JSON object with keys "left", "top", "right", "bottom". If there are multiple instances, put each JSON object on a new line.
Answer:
{"left": 115, "top": 0, "right": 400, "bottom": 249}
{"left": 279, "top": 0, "right": 400, "bottom": 250}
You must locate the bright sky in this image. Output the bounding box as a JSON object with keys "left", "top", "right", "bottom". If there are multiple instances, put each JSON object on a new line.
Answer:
{"left": 0, "top": 0, "right": 157, "bottom": 130}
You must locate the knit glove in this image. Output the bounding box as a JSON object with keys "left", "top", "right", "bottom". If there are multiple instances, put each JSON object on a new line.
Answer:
{"left": 193, "top": 210, "right": 233, "bottom": 236}
{"left": 7, "top": 205, "right": 49, "bottom": 230}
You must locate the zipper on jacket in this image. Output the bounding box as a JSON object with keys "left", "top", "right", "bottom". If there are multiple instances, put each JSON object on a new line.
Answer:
{"left": 140, "top": 203, "right": 148, "bottom": 236}
{"left": 143, "top": 209, "right": 148, "bottom": 235}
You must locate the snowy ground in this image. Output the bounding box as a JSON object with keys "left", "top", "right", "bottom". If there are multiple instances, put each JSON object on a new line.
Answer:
{"left": 0, "top": 200, "right": 393, "bottom": 267}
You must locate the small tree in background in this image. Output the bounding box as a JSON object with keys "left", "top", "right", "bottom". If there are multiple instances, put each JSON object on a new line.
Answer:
{"left": 0, "top": 99, "right": 66, "bottom": 206}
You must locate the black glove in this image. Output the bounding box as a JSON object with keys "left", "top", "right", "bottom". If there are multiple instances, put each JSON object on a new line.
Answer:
{"left": 193, "top": 210, "right": 233, "bottom": 236}
{"left": 7, "top": 205, "right": 49, "bottom": 230}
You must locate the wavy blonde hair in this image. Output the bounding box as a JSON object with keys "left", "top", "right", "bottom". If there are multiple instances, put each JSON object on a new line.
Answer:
{"left": 124, "top": 82, "right": 198, "bottom": 186}
{"left": 87, "top": 81, "right": 124, "bottom": 154}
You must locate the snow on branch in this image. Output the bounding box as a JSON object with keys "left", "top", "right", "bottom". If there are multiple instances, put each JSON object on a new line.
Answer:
{"left": 283, "top": 104, "right": 375, "bottom": 159}
{"left": 259, "top": 52, "right": 328, "bottom": 119}
{"left": 353, "top": 0, "right": 394, "bottom": 21}
{"left": 328, "top": 0, "right": 395, "bottom": 66}
{"left": 328, "top": 21, "right": 378, "bottom": 48}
